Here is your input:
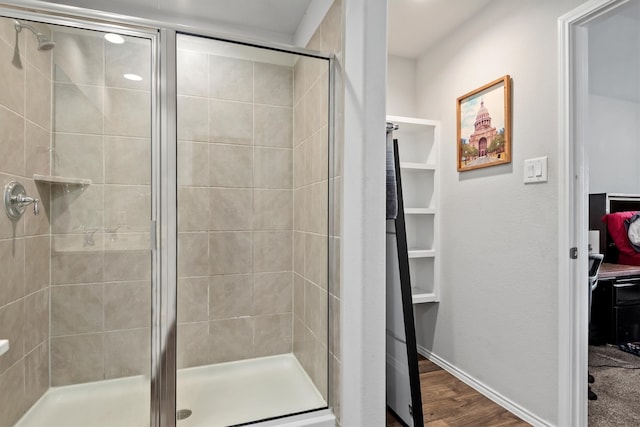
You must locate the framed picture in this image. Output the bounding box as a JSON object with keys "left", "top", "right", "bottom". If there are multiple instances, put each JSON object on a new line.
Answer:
{"left": 457, "top": 75, "right": 511, "bottom": 172}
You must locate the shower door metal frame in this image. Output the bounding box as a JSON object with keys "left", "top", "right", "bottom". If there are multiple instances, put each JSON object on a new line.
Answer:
{"left": 0, "top": 2, "right": 337, "bottom": 427}
{"left": 155, "top": 27, "right": 177, "bottom": 427}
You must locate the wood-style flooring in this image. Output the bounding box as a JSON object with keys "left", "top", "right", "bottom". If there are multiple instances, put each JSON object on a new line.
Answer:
{"left": 387, "top": 356, "right": 531, "bottom": 427}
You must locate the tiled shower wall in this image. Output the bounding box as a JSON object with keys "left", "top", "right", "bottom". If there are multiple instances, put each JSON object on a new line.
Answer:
{"left": 48, "top": 30, "right": 152, "bottom": 386}
{"left": 0, "top": 10, "right": 342, "bottom": 425}
{"left": 0, "top": 18, "right": 52, "bottom": 427}
{"left": 293, "top": 0, "right": 344, "bottom": 419}
{"left": 176, "top": 45, "right": 297, "bottom": 367}
{"left": 292, "top": 47, "right": 330, "bottom": 399}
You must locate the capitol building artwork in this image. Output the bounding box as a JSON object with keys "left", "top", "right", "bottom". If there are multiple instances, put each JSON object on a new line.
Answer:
{"left": 468, "top": 100, "right": 497, "bottom": 158}
{"left": 457, "top": 75, "right": 511, "bottom": 172}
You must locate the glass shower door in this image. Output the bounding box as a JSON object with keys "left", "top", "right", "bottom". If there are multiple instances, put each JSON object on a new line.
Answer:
{"left": 0, "top": 14, "right": 156, "bottom": 427}
{"left": 175, "top": 33, "right": 331, "bottom": 426}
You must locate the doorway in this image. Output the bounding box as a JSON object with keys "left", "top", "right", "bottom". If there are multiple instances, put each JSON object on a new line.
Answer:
{"left": 560, "top": 0, "right": 640, "bottom": 425}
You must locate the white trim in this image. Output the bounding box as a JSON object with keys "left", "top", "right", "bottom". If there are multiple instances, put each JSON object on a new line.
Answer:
{"left": 557, "top": 9, "right": 580, "bottom": 426}
{"left": 417, "top": 346, "right": 552, "bottom": 427}
{"left": 557, "top": 1, "right": 632, "bottom": 426}
{"left": 341, "top": 0, "right": 388, "bottom": 425}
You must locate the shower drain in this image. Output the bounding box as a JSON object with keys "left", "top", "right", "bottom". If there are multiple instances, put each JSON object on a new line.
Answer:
{"left": 177, "top": 409, "right": 192, "bottom": 421}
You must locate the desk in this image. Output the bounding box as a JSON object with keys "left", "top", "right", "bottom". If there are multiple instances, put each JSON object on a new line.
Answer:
{"left": 591, "top": 263, "right": 640, "bottom": 345}
{"left": 598, "top": 263, "right": 640, "bottom": 279}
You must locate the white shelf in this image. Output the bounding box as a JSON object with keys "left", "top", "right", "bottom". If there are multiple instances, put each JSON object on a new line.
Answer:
{"left": 388, "top": 114, "right": 440, "bottom": 304}
{"left": 401, "top": 171, "right": 435, "bottom": 209}
{"left": 408, "top": 249, "right": 436, "bottom": 258}
{"left": 33, "top": 174, "right": 92, "bottom": 186}
{"left": 411, "top": 291, "right": 439, "bottom": 304}
{"left": 400, "top": 162, "right": 436, "bottom": 171}
{"left": 404, "top": 208, "right": 435, "bottom": 215}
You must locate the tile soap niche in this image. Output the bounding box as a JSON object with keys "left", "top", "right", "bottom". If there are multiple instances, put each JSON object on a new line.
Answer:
{"left": 33, "top": 174, "right": 92, "bottom": 186}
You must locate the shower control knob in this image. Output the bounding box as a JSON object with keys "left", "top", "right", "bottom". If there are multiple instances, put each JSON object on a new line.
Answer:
{"left": 20, "top": 195, "right": 39, "bottom": 216}
{"left": 14, "top": 194, "right": 39, "bottom": 215}
{"left": 3, "top": 181, "right": 39, "bottom": 220}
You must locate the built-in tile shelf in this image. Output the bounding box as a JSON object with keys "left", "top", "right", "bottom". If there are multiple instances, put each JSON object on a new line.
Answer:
{"left": 0, "top": 339, "right": 9, "bottom": 356}
{"left": 33, "top": 174, "right": 92, "bottom": 186}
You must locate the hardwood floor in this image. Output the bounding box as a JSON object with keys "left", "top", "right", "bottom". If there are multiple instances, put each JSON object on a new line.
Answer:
{"left": 387, "top": 357, "right": 531, "bottom": 427}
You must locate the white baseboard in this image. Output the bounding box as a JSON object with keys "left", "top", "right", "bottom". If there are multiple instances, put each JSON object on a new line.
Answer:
{"left": 417, "top": 345, "right": 552, "bottom": 427}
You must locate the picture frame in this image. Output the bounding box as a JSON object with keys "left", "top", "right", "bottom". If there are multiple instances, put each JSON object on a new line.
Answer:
{"left": 457, "top": 75, "right": 512, "bottom": 172}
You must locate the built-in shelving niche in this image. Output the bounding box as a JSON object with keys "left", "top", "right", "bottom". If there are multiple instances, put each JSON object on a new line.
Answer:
{"left": 388, "top": 115, "right": 440, "bottom": 304}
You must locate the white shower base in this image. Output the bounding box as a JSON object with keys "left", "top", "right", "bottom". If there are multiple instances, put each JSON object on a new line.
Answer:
{"left": 15, "top": 354, "right": 326, "bottom": 427}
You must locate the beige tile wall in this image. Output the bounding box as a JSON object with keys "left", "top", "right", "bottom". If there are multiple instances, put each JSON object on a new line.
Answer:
{"left": 0, "top": 17, "right": 52, "bottom": 427}
{"left": 176, "top": 46, "right": 296, "bottom": 368}
{"left": 178, "top": 4, "right": 341, "bottom": 407}
{"left": 292, "top": 54, "right": 330, "bottom": 401}
{"left": 0, "top": 10, "right": 343, "bottom": 425}
{"left": 293, "top": 0, "right": 344, "bottom": 416}
{"left": 48, "top": 29, "right": 152, "bottom": 387}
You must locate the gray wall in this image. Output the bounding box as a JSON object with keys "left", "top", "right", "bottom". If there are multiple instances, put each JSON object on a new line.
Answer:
{"left": 387, "top": 55, "right": 417, "bottom": 118}
{"left": 587, "top": 10, "right": 640, "bottom": 194}
{"left": 387, "top": 0, "right": 586, "bottom": 424}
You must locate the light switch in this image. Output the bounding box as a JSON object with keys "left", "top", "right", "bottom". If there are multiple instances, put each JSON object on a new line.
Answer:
{"left": 526, "top": 163, "right": 534, "bottom": 178}
{"left": 524, "top": 156, "right": 548, "bottom": 184}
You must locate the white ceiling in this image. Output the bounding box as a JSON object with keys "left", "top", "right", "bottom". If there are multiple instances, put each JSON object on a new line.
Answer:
{"left": 388, "top": 0, "right": 494, "bottom": 58}
{"left": 43, "top": 0, "right": 493, "bottom": 55}
{"left": 159, "top": 0, "right": 314, "bottom": 35}
{"left": 41, "top": 0, "right": 331, "bottom": 45}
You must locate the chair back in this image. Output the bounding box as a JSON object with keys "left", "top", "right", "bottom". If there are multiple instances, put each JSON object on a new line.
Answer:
{"left": 589, "top": 253, "right": 604, "bottom": 291}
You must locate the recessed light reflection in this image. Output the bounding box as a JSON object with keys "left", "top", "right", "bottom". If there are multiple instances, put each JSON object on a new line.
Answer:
{"left": 124, "top": 73, "right": 143, "bottom": 81}
{"left": 104, "top": 33, "right": 125, "bottom": 44}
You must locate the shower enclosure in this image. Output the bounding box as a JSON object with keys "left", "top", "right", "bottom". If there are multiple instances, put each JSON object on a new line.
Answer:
{"left": 0, "top": 7, "right": 333, "bottom": 427}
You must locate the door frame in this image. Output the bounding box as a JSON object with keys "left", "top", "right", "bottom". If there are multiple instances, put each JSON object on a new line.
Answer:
{"left": 558, "top": 0, "right": 632, "bottom": 425}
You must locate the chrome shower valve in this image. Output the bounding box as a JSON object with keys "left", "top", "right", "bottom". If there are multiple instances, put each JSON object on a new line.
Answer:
{"left": 4, "top": 181, "right": 40, "bottom": 220}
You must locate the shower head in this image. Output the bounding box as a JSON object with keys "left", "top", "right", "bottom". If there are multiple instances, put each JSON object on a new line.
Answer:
{"left": 35, "top": 35, "right": 56, "bottom": 51}
{"left": 14, "top": 20, "right": 55, "bottom": 51}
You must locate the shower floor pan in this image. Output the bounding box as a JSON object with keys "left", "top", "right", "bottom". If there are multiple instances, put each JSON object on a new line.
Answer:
{"left": 15, "top": 353, "right": 326, "bottom": 427}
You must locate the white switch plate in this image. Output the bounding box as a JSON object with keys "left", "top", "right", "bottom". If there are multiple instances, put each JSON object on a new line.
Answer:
{"left": 524, "top": 156, "right": 548, "bottom": 184}
{"left": 0, "top": 339, "right": 9, "bottom": 357}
